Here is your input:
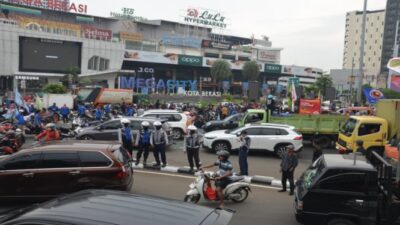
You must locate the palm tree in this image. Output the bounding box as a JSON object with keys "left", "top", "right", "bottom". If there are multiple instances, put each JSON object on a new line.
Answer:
{"left": 62, "top": 67, "right": 81, "bottom": 89}
{"left": 210, "top": 60, "right": 232, "bottom": 91}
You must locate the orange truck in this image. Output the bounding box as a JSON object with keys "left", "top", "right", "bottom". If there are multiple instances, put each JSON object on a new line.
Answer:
{"left": 94, "top": 88, "right": 133, "bottom": 105}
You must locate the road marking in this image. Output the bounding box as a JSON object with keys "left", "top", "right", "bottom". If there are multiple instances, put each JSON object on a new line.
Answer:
{"left": 135, "top": 170, "right": 281, "bottom": 190}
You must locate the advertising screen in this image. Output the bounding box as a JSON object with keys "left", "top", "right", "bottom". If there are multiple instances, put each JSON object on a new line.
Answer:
{"left": 19, "top": 37, "right": 82, "bottom": 73}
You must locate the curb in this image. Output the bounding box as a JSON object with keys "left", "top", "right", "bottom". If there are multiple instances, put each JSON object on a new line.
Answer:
{"left": 132, "top": 163, "right": 285, "bottom": 188}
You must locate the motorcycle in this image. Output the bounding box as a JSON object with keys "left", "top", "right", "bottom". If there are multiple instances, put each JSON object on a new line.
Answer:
{"left": 184, "top": 170, "right": 251, "bottom": 204}
{"left": 0, "top": 130, "right": 21, "bottom": 155}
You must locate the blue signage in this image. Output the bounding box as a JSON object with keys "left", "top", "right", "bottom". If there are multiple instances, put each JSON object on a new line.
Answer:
{"left": 161, "top": 36, "right": 202, "bottom": 48}
{"left": 120, "top": 76, "right": 197, "bottom": 93}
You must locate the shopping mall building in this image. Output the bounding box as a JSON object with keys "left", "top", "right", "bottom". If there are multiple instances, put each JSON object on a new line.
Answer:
{"left": 0, "top": 0, "right": 323, "bottom": 98}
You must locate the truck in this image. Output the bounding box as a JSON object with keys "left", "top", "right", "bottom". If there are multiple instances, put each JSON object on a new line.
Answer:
{"left": 238, "top": 109, "right": 348, "bottom": 148}
{"left": 336, "top": 99, "right": 400, "bottom": 155}
{"left": 294, "top": 152, "right": 400, "bottom": 225}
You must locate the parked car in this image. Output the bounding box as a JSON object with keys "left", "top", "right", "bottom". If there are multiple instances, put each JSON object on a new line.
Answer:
{"left": 0, "top": 189, "right": 233, "bottom": 225}
{"left": 203, "top": 113, "right": 243, "bottom": 132}
{"left": 75, "top": 117, "right": 173, "bottom": 147}
{"left": 0, "top": 141, "right": 133, "bottom": 200}
{"left": 203, "top": 123, "right": 303, "bottom": 158}
{"left": 140, "top": 109, "right": 188, "bottom": 140}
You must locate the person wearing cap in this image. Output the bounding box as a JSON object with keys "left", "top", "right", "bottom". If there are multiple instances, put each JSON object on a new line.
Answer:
{"left": 120, "top": 118, "right": 134, "bottom": 156}
{"left": 279, "top": 145, "right": 298, "bottom": 195}
{"left": 35, "top": 123, "right": 60, "bottom": 142}
{"left": 183, "top": 125, "right": 202, "bottom": 172}
{"left": 135, "top": 121, "right": 152, "bottom": 166}
{"left": 238, "top": 130, "right": 251, "bottom": 176}
{"left": 150, "top": 121, "right": 169, "bottom": 167}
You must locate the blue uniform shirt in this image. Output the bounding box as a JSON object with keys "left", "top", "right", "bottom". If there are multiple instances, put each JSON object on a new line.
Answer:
{"left": 60, "top": 106, "right": 70, "bottom": 116}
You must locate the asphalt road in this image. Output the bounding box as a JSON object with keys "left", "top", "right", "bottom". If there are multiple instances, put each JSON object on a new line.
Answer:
{"left": 132, "top": 170, "right": 301, "bottom": 225}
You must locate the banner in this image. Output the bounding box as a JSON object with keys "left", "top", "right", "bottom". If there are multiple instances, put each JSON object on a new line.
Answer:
{"left": 282, "top": 65, "right": 323, "bottom": 76}
{"left": 391, "top": 75, "right": 400, "bottom": 92}
{"left": 201, "top": 40, "right": 232, "bottom": 50}
{"left": 16, "top": 16, "right": 81, "bottom": 37}
{"left": 203, "top": 57, "right": 264, "bottom": 71}
{"left": 82, "top": 25, "right": 112, "bottom": 40}
{"left": 120, "top": 32, "right": 143, "bottom": 42}
{"left": 178, "top": 55, "right": 203, "bottom": 67}
{"left": 265, "top": 63, "right": 282, "bottom": 73}
{"left": 299, "top": 99, "right": 321, "bottom": 115}
{"left": 257, "top": 49, "right": 280, "bottom": 62}
{"left": 124, "top": 50, "right": 178, "bottom": 64}
{"left": 363, "top": 88, "right": 384, "bottom": 104}
{"left": 161, "top": 36, "right": 202, "bottom": 48}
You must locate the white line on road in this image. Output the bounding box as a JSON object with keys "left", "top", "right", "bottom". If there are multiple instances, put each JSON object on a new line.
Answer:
{"left": 135, "top": 170, "right": 281, "bottom": 190}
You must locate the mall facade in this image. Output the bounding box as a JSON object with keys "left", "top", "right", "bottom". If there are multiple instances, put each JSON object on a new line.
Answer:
{"left": 0, "top": 0, "right": 323, "bottom": 98}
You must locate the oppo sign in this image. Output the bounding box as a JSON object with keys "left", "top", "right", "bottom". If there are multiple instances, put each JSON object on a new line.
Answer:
{"left": 178, "top": 55, "right": 203, "bottom": 66}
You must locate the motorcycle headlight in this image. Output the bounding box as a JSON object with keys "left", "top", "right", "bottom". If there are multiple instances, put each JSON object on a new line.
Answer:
{"left": 189, "top": 183, "right": 196, "bottom": 189}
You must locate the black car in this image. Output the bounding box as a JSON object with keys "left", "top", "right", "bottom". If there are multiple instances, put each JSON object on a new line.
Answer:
{"left": 0, "top": 189, "right": 234, "bottom": 225}
{"left": 75, "top": 117, "right": 173, "bottom": 146}
{"left": 203, "top": 113, "right": 243, "bottom": 132}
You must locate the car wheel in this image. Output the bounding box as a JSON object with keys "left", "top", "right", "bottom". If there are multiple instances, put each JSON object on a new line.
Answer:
{"left": 274, "top": 144, "right": 289, "bottom": 158}
{"left": 80, "top": 135, "right": 93, "bottom": 140}
{"left": 213, "top": 141, "right": 230, "bottom": 152}
{"left": 172, "top": 128, "right": 183, "bottom": 140}
{"left": 327, "top": 218, "right": 355, "bottom": 225}
{"left": 184, "top": 194, "right": 200, "bottom": 203}
{"left": 231, "top": 188, "right": 249, "bottom": 203}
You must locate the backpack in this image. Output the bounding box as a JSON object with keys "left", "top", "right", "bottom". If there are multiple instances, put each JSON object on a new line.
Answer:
{"left": 141, "top": 130, "right": 151, "bottom": 145}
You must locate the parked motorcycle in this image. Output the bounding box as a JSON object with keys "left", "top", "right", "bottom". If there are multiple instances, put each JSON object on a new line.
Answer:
{"left": 184, "top": 170, "right": 251, "bottom": 204}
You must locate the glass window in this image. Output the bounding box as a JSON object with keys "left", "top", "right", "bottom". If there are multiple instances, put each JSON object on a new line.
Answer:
{"left": 172, "top": 114, "right": 182, "bottom": 121}
{"left": 3, "top": 152, "right": 42, "bottom": 170}
{"left": 340, "top": 118, "right": 357, "bottom": 137}
{"left": 101, "top": 121, "right": 122, "bottom": 129}
{"left": 78, "top": 151, "right": 112, "bottom": 167}
{"left": 318, "top": 173, "right": 367, "bottom": 193}
{"left": 204, "top": 52, "right": 219, "bottom": 58}
{"left": 42, "top": 152, "right": 80, "bottom": 168}
{"left": 358, "top": 123, "right": 381, "bottom": 136}
{"left": 129, "top": 121, "right": 142, "bottom": 130}
{"left": 222, "top": 55, "right": 236, "bottom": 60}
{"left": 261, "top": 128, "right": 288, "bottom": 135}
{"left": 245, "top": 113, "right": 264, "bottom": 123}
{"left": 244, "top": 128, "right": 262, "bottom": 135}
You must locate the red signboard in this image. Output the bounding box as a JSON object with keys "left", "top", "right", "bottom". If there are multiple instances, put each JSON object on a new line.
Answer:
{"left": 82, "top": 26, "right": 112, "bottom": 41}
{"left": 7, "top": 0, "right": 88, "bottom": 14}
{"left": 299, "top": 99, "right": 321, "bottom": 115}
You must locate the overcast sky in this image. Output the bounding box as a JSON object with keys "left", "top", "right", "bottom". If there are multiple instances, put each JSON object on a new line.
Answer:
{"left": 81, "top": 0, "right": 386, "bottom": 71}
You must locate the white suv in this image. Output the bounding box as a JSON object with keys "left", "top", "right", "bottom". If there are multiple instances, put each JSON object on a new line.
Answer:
{"left": 203, "top": 123, "right": 303, "bottom": 158}
{"left": 140, "top": 110, "right": 187, "bottom": 140}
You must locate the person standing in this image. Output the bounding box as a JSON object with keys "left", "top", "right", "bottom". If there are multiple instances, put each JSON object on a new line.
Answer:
{"left": 48, "top": 102, "right": 59, "bottom": 113}
{"left": 60, "top": 104, "right": 70, "bottom": 124}
{"left": 33, "top": 109, "right": 43, "bottom": 134}
{"left": 150, "top": 121, "right": 169, "bottom": 167}
{"left": 120, "top": 119, "right": 134, "bottom": 157}
{"left": 183, "top": 125, "right": 202, "bottom": 172}
{"left": 279, "top": 145, "right": 298, "bottom": 195}
{"left": 312, "top": 140, "right": 323, "bottom": 163}
{"left": 95, "top": 105, "right": 103, "bottom": 121}
{"left": 135, "top": 121, "right": 151, "bottom": 166}
{"left": 238, "top": 131, "right": 251, "bottom": 175}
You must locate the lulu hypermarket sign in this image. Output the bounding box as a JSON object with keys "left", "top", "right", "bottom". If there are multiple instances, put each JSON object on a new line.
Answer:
{"left": 4, "top": 0, "right": 88, "bottom": 13}
{"left": 184, "top": 8, "right": 227, "bottom": 28}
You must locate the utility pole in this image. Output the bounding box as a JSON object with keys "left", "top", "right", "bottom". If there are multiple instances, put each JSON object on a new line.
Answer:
{"left": 357, "top": 0, "right": 367, "bottom": 105}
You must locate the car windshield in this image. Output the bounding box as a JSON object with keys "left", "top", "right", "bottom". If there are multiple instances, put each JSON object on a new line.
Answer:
{"left": 303, "top": 158, "right": 325, "bottom": 189}
{"left": 340, "top": 118, "right": 357, "bottom": 137}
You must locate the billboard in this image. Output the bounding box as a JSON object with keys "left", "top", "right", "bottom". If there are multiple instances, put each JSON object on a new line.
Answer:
{"left": 119, "top": 32, "right": 143, "bottom": 42}
{"left": 282, "top": 65, "right": 322, "bottom": 76}
{"left": 161, "top": 36, "right": 202, "bottom": 48}
{"left": 184, "top": 8, "right": 227, "bottom": 28}
{"left": 391, "top": 75, "right": 400, "bottom": 92}
{"left": 19, "top": 37, "right": 82, "bottom": 74}
{"left": 257, "top": 49, "right": 280, "bottom": 62}
{"left": 124, "top": 50, "right": 178, "bottom": 65}
{"left": 201, "top": 40, "right": 232, "bottom": 50}
{"left": 2, "top": 0, "right": 88, "bottom": 13}
{"left": 178, "top": 55, "right": 203, "bottom": 67}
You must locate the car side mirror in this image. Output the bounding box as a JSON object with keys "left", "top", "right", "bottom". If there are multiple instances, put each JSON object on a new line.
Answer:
{"left": 236, "top": 133, "right": 241, "bottom": 137}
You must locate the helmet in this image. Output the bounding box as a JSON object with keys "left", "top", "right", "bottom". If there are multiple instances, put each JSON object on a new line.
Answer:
{"left": 121, "top": 118, "right": 130, "bottom": 124}
{"left": 268, "top": 94, "right": 274, "bottom": 99}
{"left": 217, "top": 150, "right": 230, "bottom": 160}
{"left": 45, "top": 123, "right": 56, "bottom": 129}
{"left": 153, "top": 121, "right": 162, "bottom": 126}
{"left": 188, "top": 125, "right": 197, "bottom": 131}
{"left": 141, "top": 121, "right": 150, "bottom": 127}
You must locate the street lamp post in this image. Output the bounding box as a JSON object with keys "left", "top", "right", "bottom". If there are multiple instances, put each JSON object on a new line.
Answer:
{"left": 357, "top": 0, "right": 368, "bottom": 105}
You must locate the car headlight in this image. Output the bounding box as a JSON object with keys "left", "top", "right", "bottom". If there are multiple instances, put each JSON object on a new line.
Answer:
{"left": 205, "top": 136, "right": 217, "bottom": 139}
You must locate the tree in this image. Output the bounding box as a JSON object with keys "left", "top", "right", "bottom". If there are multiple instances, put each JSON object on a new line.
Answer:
{"left": 381, "top": 88, "right": 400, "bottom": 99}
{"left": 62, "top": 67, "right": 81, "bottom": 88}
{"left": 42, "top": 84, "right": 67, "bottom": 94}
{"left": 210, "top": 60, "right": 232, "bottom": 84}
{"left": 242, "top": 61, "right": 260, "bottom": 81}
